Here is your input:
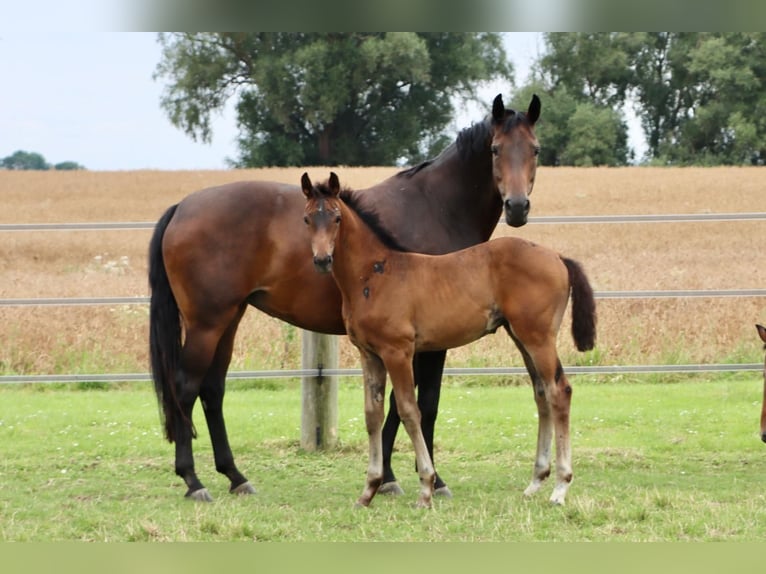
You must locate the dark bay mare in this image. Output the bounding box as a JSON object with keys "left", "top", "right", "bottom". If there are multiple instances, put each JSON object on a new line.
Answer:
{"left": 148, "top": 94, "right": 541, "bottom": 501}
{"left": 755, "top": 324, "right": 766, "bottom": 442}
{"left": 301, "top": 172, "right": 596, "bottom": 507}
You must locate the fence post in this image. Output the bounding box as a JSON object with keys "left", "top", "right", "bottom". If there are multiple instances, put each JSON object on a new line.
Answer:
{"left": 300, "top": 331, "right": 339, "bottom": 451}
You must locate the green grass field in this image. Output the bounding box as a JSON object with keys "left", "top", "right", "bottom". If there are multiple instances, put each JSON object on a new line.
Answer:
{"left": 1, "top": 375, "right": 764, "bottom": 542}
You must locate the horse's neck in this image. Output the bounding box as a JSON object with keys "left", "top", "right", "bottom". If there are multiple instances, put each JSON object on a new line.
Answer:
{"left": 333, "top": 202, "right": 391, "bottom": 290}
{"left": 359, "top": 142, "right": 500, "bottom": 250}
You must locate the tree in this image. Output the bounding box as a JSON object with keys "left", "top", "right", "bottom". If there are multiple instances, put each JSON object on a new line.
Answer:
{"left": 660, "top": 33, "right": 766, "bottom": 165}
{"left": 1, "top": 150, "right": 50, "bottom": 170}
{"left": 53, "top": 161, "right": 85, "bottom": 170}
{"left": 531, "top": 33, "right": 634, "bottom": 165}
{"left": 537, "top": 32, "right": 766, "bottom": 165}
{"left": 154, "top": 33, "right": 512, "bottom": 167}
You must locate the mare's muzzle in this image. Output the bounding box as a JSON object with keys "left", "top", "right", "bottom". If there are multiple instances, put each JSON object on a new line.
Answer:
{"left": 313, "top": 254, "right": 333, "bottom": 273}
{"left": 761, "top": 430, "right": 766, "bottom": 443}
{"left": 504, "top": 197, "right": 530, "bottom": 228}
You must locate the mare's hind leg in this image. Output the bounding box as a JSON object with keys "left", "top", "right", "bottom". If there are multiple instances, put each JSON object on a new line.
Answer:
{"left": 356, "top": 351, "right": 388, "bottom": 507}
{"left": 379, "top": 350, "right": 449, "bottom": 497}
{"left": 199, "top": 304, "right": 255, "bottom": 495}
{"left": 174, "top": 326, "right": 224, "bottom": 501}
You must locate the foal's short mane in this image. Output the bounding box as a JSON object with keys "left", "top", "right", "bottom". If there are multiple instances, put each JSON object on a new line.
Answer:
{"left": 394, "top": 111, "right": 530, "bottom": 178}
{"left": 313, "top": 181, "right": 408, "bottom": 252}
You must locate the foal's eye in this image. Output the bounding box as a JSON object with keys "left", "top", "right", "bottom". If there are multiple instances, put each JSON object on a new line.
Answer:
{"left": 335, "top": 215, "right": 341, "bottom": 224}
{"left": 490, "top": 144, "right": 499, "bottom": 156}
{"left": 534, "top": 146, "right": 540, "bottom": 156}
{"left": 303, "top": 215, "right": 309, "bottom": 225}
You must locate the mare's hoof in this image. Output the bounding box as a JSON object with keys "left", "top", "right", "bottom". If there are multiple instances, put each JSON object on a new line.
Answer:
{"left": 231, "top": 481, "right": 256, "bottom": 495}
{"left": 186, "top": 487, "right": 213, "bottom": 502}
{"left": 377, "top": 481, "right": 405, "bottom": 496}
{"left": 434, "top": 485, "right": 453, "bottom": 498}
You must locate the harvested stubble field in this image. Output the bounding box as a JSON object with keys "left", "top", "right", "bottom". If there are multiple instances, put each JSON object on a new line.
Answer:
{"left": 2, "top": 167, "right": 766, "bottom": 544}
{"left": 1, "top": 167, "right": 764, "bottom": 376}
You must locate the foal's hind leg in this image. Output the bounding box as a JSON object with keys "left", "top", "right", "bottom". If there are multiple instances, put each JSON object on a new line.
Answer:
{"left": 199, "top": 304, "right": 255, "bottom": 495}
{"left": 508, "top": 326, "right": 572, "bottom": 504}
{"left": 523, "top": 341, "right": 573, "bottom": 505}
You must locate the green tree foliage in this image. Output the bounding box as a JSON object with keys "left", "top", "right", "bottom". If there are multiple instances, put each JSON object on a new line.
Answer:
{"left": 0, "top": 151, "right": 85, "bottom": 170}
{"left": 519, "top": 32, "right": 765, "bottom": 166}
{"left": 154, "top": 33, "right": 512, "bottom": 167}
{"left": 53, "top": 161, "right": 85, "bottom": 171}
{"left": 1, "top": 150, "right": 50, "bottom": 170}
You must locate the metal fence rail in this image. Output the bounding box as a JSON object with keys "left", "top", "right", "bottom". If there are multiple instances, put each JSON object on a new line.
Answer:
{"left": 2, "top": 289, "right": 766, "bottom": 307}
{"left": 1, "top": 363, "right": 761, "bottom": 385}
{"left": 2, "top": 212, "right": 766, "bottom": 233}
{"left": 2, "top": 210, "right": 763, "bottom": 384}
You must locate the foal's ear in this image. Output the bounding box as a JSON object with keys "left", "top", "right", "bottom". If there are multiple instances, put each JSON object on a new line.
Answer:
{"left": 491, "top": 94, "right": 505, "bottom": 123}
{"left": 328, "top": 172, "right": 341, "bottom": 197}
{"left": 527, "top": 94, "right": 541, "bottom": 126}
{"left": 756, "top": 324, "right": 766, "bottom": 344}
{"left": 300, "top": 172, "right": 313, "bottom": 198}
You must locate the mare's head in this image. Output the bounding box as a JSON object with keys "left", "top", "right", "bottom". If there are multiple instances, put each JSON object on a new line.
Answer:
{"left": 301, "top": 172, "right": 342, "bottom": 274}
{"left": 756, "top": 324, "right": 766, "bottom": 443}
{"left": 490, "top": 93, "right": 541, "bottom": 227}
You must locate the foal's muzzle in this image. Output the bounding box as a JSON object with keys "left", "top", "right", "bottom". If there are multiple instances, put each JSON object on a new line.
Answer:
{"left": 761, "top": 430, "right": 766, "bottom": 443}
{"left": 313, "top": 254, "right": 333, "bottom": 273}
{"left": 504, "top": 198, "right": 530, "bottom": 228}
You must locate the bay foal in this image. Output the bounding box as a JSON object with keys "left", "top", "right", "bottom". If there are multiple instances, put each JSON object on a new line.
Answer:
{"left": 756, "top": 324, "right": 766, "bottom": 443}
{"left": 301, "top": 172, "right": 597, "bottom": 507}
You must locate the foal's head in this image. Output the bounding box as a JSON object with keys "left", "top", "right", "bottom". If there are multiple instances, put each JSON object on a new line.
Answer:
{"left": 490, "top": 93, "right": 541, "bottom": 228}
{"left": 301, "top": 172, "right": 342, "bottom": 274}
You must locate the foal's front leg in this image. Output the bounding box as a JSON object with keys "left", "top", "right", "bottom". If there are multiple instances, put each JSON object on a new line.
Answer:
{"left": 381, "top": 349, "right": 435, "bottom": 508}
{"left": 356, "top": 351, "right": 388, "bottom": 507}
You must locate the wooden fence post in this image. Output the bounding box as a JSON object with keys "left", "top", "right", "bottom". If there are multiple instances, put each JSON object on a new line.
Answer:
{"left": 301, "top": 331, "right": 339, "bottom": 451}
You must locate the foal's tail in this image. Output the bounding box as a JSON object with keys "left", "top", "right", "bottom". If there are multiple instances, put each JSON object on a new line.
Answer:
{"left": 148, "top": 203, "right": 182, "bottom": 443}
{"left": 562, "top": 257, "right": 597, "bottom": 352}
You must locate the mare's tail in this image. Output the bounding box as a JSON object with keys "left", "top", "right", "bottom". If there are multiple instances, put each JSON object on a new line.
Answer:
{"left": 148, "top": 204, "right": 182, "bottom": 443}
{"left": 562, "top": 257, "right": 597, "bottom": 352}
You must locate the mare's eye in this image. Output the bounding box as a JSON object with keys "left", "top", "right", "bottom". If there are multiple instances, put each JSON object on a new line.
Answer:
{"left": 534, "top": 146, "right": 540, "bottom": 156}
{"left": 303, "top": 215, "right": 309, "bottom": 224}
{"left": 490, "top": 144, "right": 499, "bottom": 156}
{"left": 335, "top": 215, "right": 341, "bottom": 224}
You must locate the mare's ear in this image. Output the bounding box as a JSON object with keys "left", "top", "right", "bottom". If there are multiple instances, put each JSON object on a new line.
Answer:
{"left": 301, "top": 172, "right": 313, "bottom": 198}
{"left": 756, "top": 324, "right": 766, "bottom": 344}
{"left": 527, "top": 94, "right": 541, "bottom": 126}
{"left": 491, "top": 94, "right": 505, "bottom": 124}
{"left": 328, "top": 172, "right": 341, "bottom": 197}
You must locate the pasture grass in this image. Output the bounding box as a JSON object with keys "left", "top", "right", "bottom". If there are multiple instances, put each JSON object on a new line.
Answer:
{"left": 1, "top": 376, "right": 765, "bottom": 542}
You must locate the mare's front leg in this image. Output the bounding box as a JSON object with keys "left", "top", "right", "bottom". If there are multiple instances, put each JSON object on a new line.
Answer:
{"left": 199, "top": 305, "right": 255, "bottom": 495}
{"left": 356, "top": 351, "right": 388, "bottom": 507}
{"left": 381, "top": 348, "right": 435, "bottom": 508}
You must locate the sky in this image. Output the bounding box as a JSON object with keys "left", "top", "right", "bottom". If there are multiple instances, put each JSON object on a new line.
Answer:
{"left": 0, "top": 32, "right": 641, "bottom": 171}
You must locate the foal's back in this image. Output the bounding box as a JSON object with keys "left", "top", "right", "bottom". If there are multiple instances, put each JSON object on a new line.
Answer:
{"left": 353, "top": 236, "right": 570, "bottom": 353}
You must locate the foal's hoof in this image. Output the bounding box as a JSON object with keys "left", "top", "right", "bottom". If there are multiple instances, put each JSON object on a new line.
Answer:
{"left": 377, "top": 481, "right": 405, "bottom": 496}
{"left": 434, "top": 485, "right": 453, "bottom": 498}
{"left": 231, "top": 481, "right": 256, "bottom": 495}
{"left": 186, "top": 487, "right": 213, "bottom": 502}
